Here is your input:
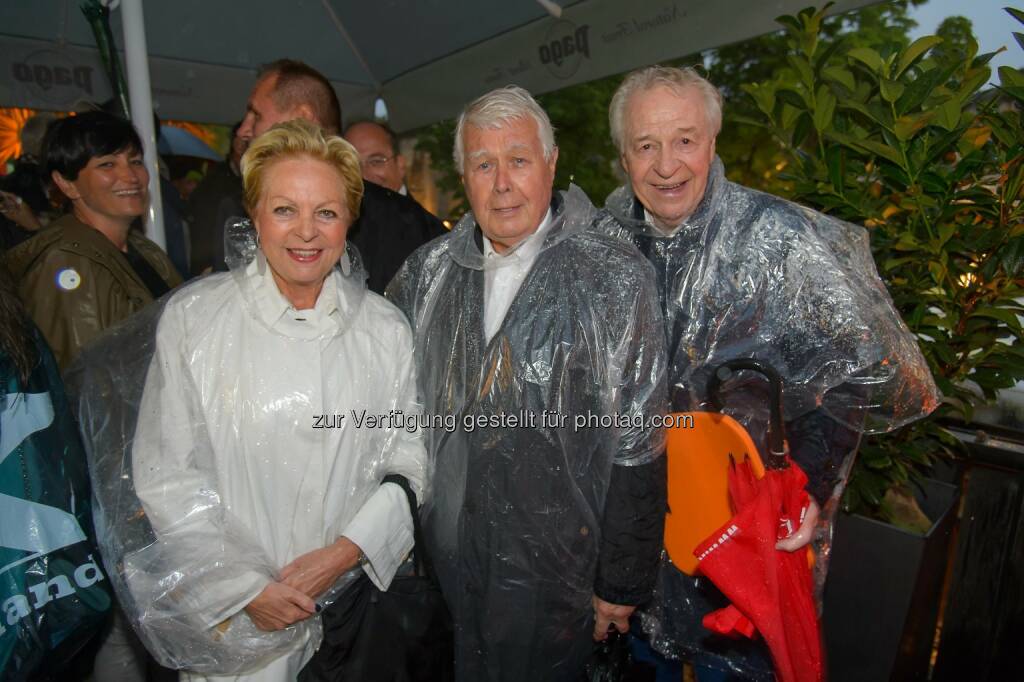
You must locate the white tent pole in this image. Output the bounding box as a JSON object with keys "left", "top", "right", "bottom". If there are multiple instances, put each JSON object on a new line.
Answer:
{"left": 118, "top": 0, "right": 165, "bottom": 249}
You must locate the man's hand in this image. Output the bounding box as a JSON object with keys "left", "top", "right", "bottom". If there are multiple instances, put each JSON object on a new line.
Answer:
{"left": 279, "top": 536, "right": 363, "bottom": 600}
{"left": 244, "top": 581, "right": 317, "bottom": 631}
{"left": 775, "top": 498, "right": 820, "bottom": 552}
{"left": 592, "top": 595, "right": 635, "bottom": 641}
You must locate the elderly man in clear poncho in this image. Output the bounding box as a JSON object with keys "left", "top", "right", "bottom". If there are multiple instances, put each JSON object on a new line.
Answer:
{"left": 596, "top": 65, "right": 939, "bottom": 679}
{"left": 386, "top": 86, "right": 669, "bottom": 681}
{"left": 68, "top": 120, "right": 427, "bottom": 681}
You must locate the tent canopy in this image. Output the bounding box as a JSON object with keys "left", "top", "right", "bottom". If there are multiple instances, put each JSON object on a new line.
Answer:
{"left": 0, "top": 0, "right": 875, "bottom": 132}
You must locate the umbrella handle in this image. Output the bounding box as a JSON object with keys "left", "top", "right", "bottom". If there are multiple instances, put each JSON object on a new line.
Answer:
{"left": 707, "top": 359, "right": 788, "bottom": 469}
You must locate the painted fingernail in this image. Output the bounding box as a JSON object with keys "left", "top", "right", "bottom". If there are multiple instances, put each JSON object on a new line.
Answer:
{"left": 315, "top": 604, "right": 322, "bottom": 613}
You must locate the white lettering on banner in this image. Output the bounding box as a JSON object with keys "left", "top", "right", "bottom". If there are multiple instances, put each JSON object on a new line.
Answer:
{"left": 0, "top": 555, "right": 106, "bottom": 636}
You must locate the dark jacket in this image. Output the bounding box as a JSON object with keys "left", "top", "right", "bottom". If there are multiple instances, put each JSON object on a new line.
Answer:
{"left": 3, "top": 214, "right": 182, "bottom": 371}
{"left": 350, "top": 181, "right": 446, "bottom": 294}
{"left": 387, "top": 187, "right": 667, "bottom": 681}
{"left": 186, "top": 161, "right": 243, "bottom": 277}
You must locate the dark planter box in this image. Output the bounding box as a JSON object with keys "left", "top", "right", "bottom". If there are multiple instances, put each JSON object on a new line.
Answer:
{"left": 822, "top": 478, "right": 959, "bottom": 681}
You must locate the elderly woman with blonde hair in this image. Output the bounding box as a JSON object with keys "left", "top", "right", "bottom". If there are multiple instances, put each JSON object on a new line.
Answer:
{"left": 77, "top": 119, "right": 427, "bottom": 682}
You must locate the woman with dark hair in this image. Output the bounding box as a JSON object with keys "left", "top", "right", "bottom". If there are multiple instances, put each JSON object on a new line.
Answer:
{"left": 3, "top": 110, "right": 182, "bottom": 371}
{"left": 0, "top": 263, "right": 111, "bottom": 680}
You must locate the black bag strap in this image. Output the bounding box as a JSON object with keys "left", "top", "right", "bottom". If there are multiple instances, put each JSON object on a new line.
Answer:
{"left": 381, "top": 474, "right": 436, "bottom": 579}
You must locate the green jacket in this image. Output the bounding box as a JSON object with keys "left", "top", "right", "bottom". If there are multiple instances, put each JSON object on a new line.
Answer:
{"left": 3, "top": 214, "right": 182, "bottom": 371}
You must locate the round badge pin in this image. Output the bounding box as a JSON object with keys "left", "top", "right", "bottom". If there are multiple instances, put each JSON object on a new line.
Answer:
{"left": 56, "top": 268, "right": 81, "bottom": 291}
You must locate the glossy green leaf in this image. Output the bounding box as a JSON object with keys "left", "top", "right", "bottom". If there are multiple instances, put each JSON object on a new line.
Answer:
{"left": 788, "top": 55, "right": 815, "bottom": 89}
{"left": 972, "top": 49, "right": 1004, "bottom": 68}
{"left": 814, "top": 88, "right": 837, "bottom": 132}
{"left": 880, "top": 78, "right": 906, "bottom": 103}
{"left": 848, "top": 47, "right": 884, "bottom": 75}
{"left": 972, "top": 308, "right": 1023, "bottom": 333}
{"left": 893, "top": 112, "right": 933, "bottom": 141}
{"left": 1000, "top": 65, "right": 1024, "bottom": 89}
{"left": 828, "top": 131, "right": 905, "bottom": 166}
{"left": 826, "top": 145, "right": 844, "bottom": 193}
{"left": 822, "top": 66, "right": 856, "bottom": 91}
{"left": 776, "top": 87, "right": 808, "bottom": 110}
{"left": 934, "top": 98, "right": 962, "bottom": 132}
{"left": 896, "top": 36, "right": 943, "bottom": 78}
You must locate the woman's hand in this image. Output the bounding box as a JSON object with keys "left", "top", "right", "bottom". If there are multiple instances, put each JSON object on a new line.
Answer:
{"left": 244, "top": 581, "right": 317, "bottom": 631}
{"left": 279, "top": 536, "right": 363, "bottom": 600}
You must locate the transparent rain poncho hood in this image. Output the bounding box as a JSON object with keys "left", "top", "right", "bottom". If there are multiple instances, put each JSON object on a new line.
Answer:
{"left": 66, "top": 220, "right": 426, "bottom": 676}
{"left": 603, "top": 158, "right": 937, "bottom": 436}
{"left": 387, "top": 185, "right": 668, "bottom": 680}
{"left": 599, "top": 158, "right": 938, "bottom": 676}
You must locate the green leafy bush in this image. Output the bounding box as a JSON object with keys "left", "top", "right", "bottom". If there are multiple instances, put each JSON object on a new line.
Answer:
{"left": 741, "top": 4, "right": 1024, "bottom": 523}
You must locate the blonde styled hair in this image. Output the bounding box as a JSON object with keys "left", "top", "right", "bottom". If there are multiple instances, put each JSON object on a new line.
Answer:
{"left": 241, "top": 119, "right": 363, "bottom": 219}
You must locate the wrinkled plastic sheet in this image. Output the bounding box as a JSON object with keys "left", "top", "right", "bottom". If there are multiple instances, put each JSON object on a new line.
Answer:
{"left": 66, "top": 222, "right": 424, "bottom": 675}
{"left": 386, "top": 186, "right": 668, "bottom": 679}
{"left": 601, "top": 158, "right": 939, "bottom": 677}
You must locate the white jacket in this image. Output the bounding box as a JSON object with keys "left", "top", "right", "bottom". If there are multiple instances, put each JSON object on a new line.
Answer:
{"left": 128, "top": 252, "right": 426, "bottom": 681}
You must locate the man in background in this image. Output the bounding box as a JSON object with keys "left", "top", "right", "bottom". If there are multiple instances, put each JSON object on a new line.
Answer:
{"left": 344, "top": 120, "right": 408, "bottom": 194}
{"left": 188, "top": 59, "right": 444, "bottom": 291}
{"left": 187, "top": 121, "right": 243, "bottom": 277}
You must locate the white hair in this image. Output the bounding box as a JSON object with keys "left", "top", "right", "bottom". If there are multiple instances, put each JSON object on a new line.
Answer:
{"left": 609, "top": 65, "right": 723, "bottom": 153}
{"left": 453, "top": 85, "right": 556, "bottom": 174}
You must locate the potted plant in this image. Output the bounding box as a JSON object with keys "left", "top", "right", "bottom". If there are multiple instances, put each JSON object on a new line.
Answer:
{"left": 737, "top": 4, "right": 1024, "bottom": 678}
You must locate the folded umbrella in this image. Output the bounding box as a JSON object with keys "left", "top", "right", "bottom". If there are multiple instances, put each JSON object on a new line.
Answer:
{"left": 694, "top": 360, "right": 824, "bottom": 682}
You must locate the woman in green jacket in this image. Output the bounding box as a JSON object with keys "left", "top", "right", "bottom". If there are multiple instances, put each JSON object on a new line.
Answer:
{"left": 4, "top": 111, "right": 181, "bottom": 371}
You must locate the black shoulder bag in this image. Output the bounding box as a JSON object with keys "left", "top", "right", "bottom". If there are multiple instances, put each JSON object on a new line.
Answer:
{"left": 298, "top": 474, "right": 454, "bottom": 682}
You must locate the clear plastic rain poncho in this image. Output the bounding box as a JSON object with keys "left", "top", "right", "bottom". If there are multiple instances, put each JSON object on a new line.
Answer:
{"left": 600, "top": 157, "right": 939, "bottom": 678}
{"left": 386, "top": 186, "right": 668, "bottom": 681}
{"left": 65, "top": 222, "right": 427, "bottom": 678}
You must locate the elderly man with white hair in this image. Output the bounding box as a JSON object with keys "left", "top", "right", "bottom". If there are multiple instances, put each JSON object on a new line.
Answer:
{"left": 387, "top": 85, "right": 669, "bottom": 681}
{"left": 598, "top": 65, "right": 938, "bottom": 679}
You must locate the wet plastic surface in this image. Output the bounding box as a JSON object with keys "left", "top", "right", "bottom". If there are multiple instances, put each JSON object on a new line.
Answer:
{"left": 68, "top": 223, "right": 427, "bottom": 675}
{"left": 600, "top": 157, "right": 939, "bottom": 678}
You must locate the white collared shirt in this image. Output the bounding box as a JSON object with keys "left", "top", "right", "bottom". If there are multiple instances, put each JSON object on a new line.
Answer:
{"left": 255, "top": 253, "right": 341, "bottom": 336}
{"left": 644, "top": 208, "right": 687, "bottom": 237}
{"left": 482, "top": 208, "right": 553, "bottom": 342}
